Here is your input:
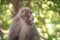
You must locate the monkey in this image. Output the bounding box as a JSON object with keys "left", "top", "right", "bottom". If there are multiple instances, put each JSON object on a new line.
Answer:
{"left": 7, "top": 8, "right": 40, "bottom": 40}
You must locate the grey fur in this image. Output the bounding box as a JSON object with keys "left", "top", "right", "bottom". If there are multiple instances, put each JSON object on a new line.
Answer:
{"left": 7, "top": 8, "right": 40, "bottom": 40}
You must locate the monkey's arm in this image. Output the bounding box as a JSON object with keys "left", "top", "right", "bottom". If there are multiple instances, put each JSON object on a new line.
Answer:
{"left": 33, "top": 28, "right": 40, "bottom": 40}
{"left": 32, "top": 25, "right": 40, "bottom": 40}
{"left": 7, "top": 18, "right": 21, "bottom": 40}
{"left": 7, "top": 25, "right": 18, "bottom": 40}
{"left": 7, "top": 29, "right": 16, "bottom": 40}
{"left": 33, "top": 33, "right": 40, "bottom": 40}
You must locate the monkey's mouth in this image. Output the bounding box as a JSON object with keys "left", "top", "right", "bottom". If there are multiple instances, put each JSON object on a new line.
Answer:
{"left": 27, "top": 19, "right": 34, "bottom": 25}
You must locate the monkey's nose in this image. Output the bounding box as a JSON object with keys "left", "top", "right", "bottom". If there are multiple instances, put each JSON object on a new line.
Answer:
{"left": 31, "top": 16, "right": 34, "bottom": 20}
{"left": 29, "top": 15, "right": 34, "bottom": 21}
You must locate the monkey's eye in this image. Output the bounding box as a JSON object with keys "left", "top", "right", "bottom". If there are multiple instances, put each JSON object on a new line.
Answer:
{"left": 29, "top": 11, "right": 32, "bottom": 14}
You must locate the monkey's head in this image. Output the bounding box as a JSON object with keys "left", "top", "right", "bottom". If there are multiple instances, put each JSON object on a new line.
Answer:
{"left": 18, "top": 8, "right": 34, "bottom": 24}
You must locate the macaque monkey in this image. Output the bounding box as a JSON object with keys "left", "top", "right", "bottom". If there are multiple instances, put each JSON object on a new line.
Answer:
{"left": 7, "top": 8, "right": 40, "bottom": 40}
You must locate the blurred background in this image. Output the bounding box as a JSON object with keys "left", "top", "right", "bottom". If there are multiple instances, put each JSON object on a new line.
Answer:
{"left": 0, "top": 0, "right": 60, "bottom": 40}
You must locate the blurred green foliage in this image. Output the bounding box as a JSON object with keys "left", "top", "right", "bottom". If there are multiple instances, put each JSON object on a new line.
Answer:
{"left": 0, "top": 0, "right": 60, "bottom": 40}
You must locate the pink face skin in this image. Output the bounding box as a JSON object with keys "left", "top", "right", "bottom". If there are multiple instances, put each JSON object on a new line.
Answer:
{"left": 21, "top": 9, "right": 34, "bottom": 24}
{"left": 29, "top": 12, "right": 34, "bottom": 23}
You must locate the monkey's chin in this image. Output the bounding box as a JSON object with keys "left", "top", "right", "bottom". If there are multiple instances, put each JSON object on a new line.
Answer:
{"left": 27, "top": 21, "right": 34, "bottom": 25}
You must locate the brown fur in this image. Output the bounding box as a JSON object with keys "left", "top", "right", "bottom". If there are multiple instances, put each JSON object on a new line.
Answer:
{"left": 7, "top": 8, "right": 40, "bottom": 40}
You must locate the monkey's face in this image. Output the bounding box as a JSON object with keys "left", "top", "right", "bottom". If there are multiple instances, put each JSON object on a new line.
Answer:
{"left": 21, "top": 9, "right": 34, "bottom": 24}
